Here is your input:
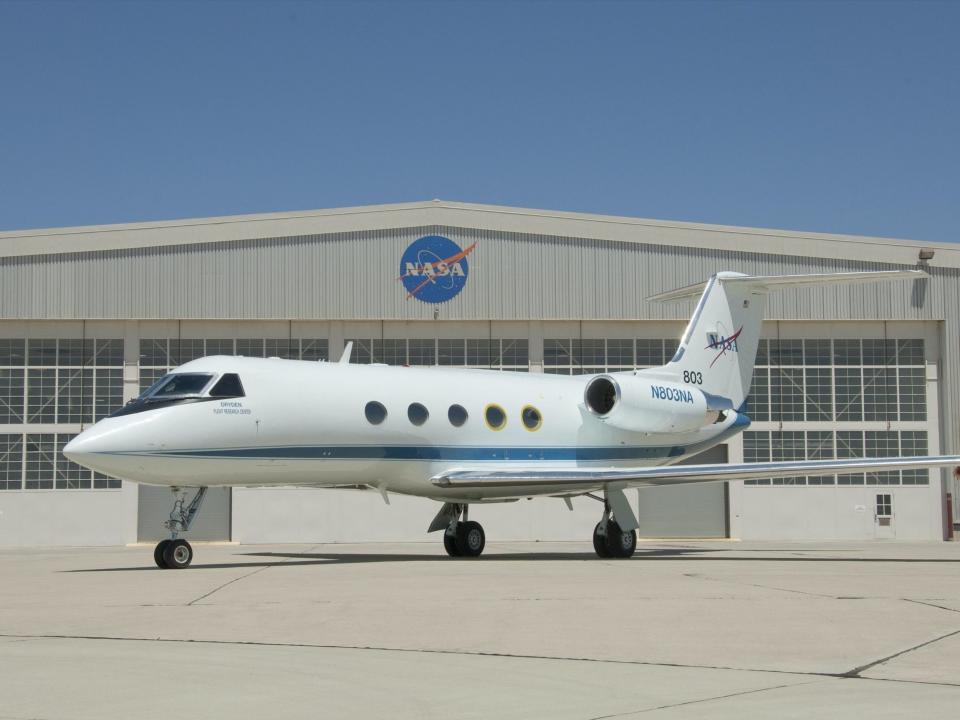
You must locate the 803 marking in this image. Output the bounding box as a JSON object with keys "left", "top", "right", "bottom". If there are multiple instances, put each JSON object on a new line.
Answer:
{"left": 682, "top": 371, "right": 703, "bottom": 384}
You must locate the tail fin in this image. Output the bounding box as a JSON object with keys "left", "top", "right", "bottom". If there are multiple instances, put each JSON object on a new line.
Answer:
{"left": 647, "top": 269, "right": 925, "bottom": 409}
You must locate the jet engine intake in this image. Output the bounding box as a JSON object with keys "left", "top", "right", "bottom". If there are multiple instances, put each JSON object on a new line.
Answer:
{"left": 584, "top": 374, "right": 719, "bottom": 434}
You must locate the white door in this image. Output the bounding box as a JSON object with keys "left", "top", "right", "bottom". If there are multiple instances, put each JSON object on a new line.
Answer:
{"left": 874, "top": 493, "right": 895, "bottom": 539}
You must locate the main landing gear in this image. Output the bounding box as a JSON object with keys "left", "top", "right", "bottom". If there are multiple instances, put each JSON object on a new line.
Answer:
{"left": 154, "top": 486, "right": 207, "bottom": 569}
{"left": 429, "top": 503, "right": 486, "bottom": 557}
{"left": 592, "top": 494, "right": 637, "bottom": 559}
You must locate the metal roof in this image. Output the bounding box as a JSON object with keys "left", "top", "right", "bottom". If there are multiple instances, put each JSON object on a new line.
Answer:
{"left": 1, "top": 199, "right": 958, "bottom": 268}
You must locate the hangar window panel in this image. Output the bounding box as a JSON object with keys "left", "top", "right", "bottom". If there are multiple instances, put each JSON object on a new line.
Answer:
{"left": 805, "top": 431, "right": 835, "bottom": 485}
{"left": 140, "top": 339, "right": 171, "bottom": 367}
{"left": 438, "top": 339, "right": 466, "bottom": 366}
{"left": 863, "top": 368, "right": 897, "bottom": 421}
{"left": 897, "top": 368, "right": 926, "bottom": 420}
{"left": 833, "top": 340, "right": 862, "bottom": 366}
{"left": 55, "top": 433, "right": 90, "bottom": 489}
{"left": 497, "top": 340, "right": 528, "bottom": 369}
{"left": 139, "top": 368, "right": 169, "bottom": 393}
{"left": 862, "top": 339, "right": 896, "bottom": 366}
{"left": 24, "top": 433, "right": 56, "bottom": 489}
{"left": 0, "top": 369, "right": 25, "bottom": 423}
{"left": 663, "top": 339, "right": 679, "bottom": 362}
{"left": 297, "top": 339, "right": 327, "bottom": 361}
{"left": 607, "top": 339, "right": 634, "bottom": 367}
{"left": 372, "top": 339, "right": 406, "bottom": 366}
{"left": 803, "top": 340, "right": 832, "bottom": 365}
{"left": 27, "top": 369, "right": 57, "bottom": 423}
{"left": 572, "top": 340, "right": 605, "bottom": 367}
{"left": 347, "top": 339, "right": 373, "bottom": 364}
{"left": 264, "top": 339, "right": 293, "bottom": 359}
{"left": 754, "top": 340, "right": 769, "bottom": 366}
{"left": 543, "top": 340, "right": 571, "bottom": 368}
{"left": 236, "top": 339, "right": 265, "bottom": 357}
{"left": 833, "top": 368, "right": 863, "bottom": 421}
{"left": 636, "top": 340, "right": 664, "bottom": 367}
{"left": 836, "top": 431, "right": 865, "bottom": 485}
{"left": 56, "top": 368, "right": 93, "bottom": 423}
{"left": 900, "top": 431, "right": 929, "bottom": 485}
{"left": 170, "top": 339, "right": 205, "bottom": 365}
{"left": 743, "top": 431, "right": 770, "bottom": 485}
{"left": 865, "top": 432, "right": 901, "bottom": 485}
{"left": 768, "top": 339, "right": 803, "bottom": 366}
{"left": 467, "top": 339, "right": 494, "bottom": 367}
{"left": 93, "top": 471, "right": 121, "bottom": 489}
{"left": 0, "top": 434, "right": 23, "bottom": 490}
{"left": 771, "top": 431, "right": 805, "bottom": 485}
{"left": 803, "top": 368, "right": 833, "bottom": 421}
{"left": 895, "top": 339, "right": 924, "bottom": 365}
{"left": 94, "top": 369, "right": 124, "bottom": 420}
{"left": 28, "top": 339, "right": 59, "bottom": 366}
{"left": 57, "top": 340, "right": 93, "bottom": 366}
{"left": 407, "top": 340, "right": 436, "bottom": 366}
{"left": 0, "top": 339, "right": 26, "bottom": 366}
{"left": 770, "top": 368, "right": 804, "bottom": 421}
{"left": 93, "top": 340, "right": 124, "bottom": 366}
{"left": 747, "top": 368, "right": 769, "bottom": 421}
{"left": 204, "top": 339, "right": 234, "bottom": 356}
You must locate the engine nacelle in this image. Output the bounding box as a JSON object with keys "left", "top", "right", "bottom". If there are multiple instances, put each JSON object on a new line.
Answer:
{"left": 583, "top": 374, "right": 720, "bottom": 434}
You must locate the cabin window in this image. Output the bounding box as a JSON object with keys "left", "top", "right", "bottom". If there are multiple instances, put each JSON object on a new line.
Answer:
{"left": 408, "top": 403, "right": 429, "bottom": 426}
{"left": 448, "top": 404, "right": 468, "bottom": 427}
{"left": 150, "top": 373, "right": 213, "bottom": 399}
{"left": 521, "top": 405, "right": 542, "bottom": 431}
{"left": 365, "top": 401, "right": 387, "bottom": 425}
{"left": 209, "top": 373, "right": 245, "bottom": 398}
{"left": 484, "top": 404, "right": 507, "bottom": 431}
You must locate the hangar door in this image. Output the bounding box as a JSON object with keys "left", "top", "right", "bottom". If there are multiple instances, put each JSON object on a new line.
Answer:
{"left": 636, "top": 444, "right": 729, "bottom": 538}
{"left": 137, "top": 486, "right": 232, "bottom": 542}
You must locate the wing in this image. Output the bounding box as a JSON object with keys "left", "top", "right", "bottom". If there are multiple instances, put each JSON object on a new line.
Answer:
{"left": 432, "top": 455, "right": 960, "bottom": 490}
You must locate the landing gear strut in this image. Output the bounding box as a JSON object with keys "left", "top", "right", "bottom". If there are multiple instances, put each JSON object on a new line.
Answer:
{"left": 154, "top": 486, "right": 207, "bottom": 569}
{"left": 592, "top": 495, "right": 637, "bottom": 559}
{"left": 432, "top": 503, "right": 485, "bottom": 557}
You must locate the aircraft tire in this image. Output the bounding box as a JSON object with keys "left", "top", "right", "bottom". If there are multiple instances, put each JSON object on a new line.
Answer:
{"left": 592, "top": 523, "right": 611, "bottom": 558}
{"left": 154, "top": 539, "right": 172, "bottom": 568}
{"left": 604, "top": 520, "right": 636, "bottom": 559}
{"left": 456, "top": 521, "right": 485, "bottom": 557}
{"left": 443, "top": 530, "right": 461, "bottom": 557}
{"left": 162, "top": 539, "right": 193, "bottom": 569}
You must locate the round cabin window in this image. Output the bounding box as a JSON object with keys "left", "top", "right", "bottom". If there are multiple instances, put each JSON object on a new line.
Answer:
{"left": 484, "top": 404, "right": 507, "bottom": 431}
{"left": 408, "top": 402, "right": 429, "bottom": 426}
{"left": 521, "top": 405, "right": 542, "bottom": 431}
{"left": 364, "top": 401, "right": 387, "bottom": 425}
{"left": 448, "top": 404, "right": 468, "bottom": 427}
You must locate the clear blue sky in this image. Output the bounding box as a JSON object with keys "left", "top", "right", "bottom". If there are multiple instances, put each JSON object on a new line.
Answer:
{"left": 1, "top": 0, "right": 957, "bottom": 241}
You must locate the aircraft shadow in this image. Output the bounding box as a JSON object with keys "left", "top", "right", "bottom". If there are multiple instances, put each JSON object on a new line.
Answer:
{"left": 64, "top": 547, "right": 960, "bottom": 573}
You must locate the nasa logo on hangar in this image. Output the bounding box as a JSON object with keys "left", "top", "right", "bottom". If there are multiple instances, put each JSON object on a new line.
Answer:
{"left": 398, "top": 235, "right": 477, "bottom": 303}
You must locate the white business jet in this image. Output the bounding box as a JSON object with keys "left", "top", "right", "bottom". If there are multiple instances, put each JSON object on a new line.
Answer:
{"left": 65, "top": 269, "right": 959, "bottom": 568}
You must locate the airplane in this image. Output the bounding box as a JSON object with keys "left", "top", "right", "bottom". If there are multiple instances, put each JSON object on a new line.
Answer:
{"left": 64, "top": 269, "right": 960, "bottom": 569}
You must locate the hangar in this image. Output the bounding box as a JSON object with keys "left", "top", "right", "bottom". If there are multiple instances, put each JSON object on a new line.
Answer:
{"left": 0, "top": 200, "right": 957, "bottom": 546}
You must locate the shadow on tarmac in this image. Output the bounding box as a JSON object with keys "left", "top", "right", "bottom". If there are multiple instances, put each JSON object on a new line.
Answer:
{"left": 64, "top": 546, "right": 960, "bottom": 572}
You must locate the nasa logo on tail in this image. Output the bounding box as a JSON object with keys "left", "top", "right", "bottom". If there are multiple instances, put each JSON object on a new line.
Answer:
{"left": 399, "top": 235, "right": 477, "bottom": 303}
{"left": 706, "top": 327, "right": 743, "bottom": 367}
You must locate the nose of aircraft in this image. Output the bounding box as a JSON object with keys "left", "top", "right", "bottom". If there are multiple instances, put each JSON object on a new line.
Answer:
{"left": 62, "top": 430, "right": 101, "bottom": 465}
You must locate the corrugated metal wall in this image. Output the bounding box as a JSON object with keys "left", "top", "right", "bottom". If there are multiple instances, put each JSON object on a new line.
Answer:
{"left": 1, "top": 224, "right": 958, "bottom": 454}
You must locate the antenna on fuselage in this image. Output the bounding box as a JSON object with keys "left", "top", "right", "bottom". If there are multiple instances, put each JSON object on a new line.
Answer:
{"left": 338, "top": 341, "right": 354, "bottom": 364}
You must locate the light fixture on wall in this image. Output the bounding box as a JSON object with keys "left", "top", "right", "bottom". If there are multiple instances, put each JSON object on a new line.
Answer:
{"left": 919, "top": 248, "right": 935, "bottom": 261}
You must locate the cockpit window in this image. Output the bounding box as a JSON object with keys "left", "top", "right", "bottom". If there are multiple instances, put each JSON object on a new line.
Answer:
{"left": 209, "top": 373, "right": 245, "bottom": 398}
{"left": 150, "top": 373, "right": 214, "bottom": 399}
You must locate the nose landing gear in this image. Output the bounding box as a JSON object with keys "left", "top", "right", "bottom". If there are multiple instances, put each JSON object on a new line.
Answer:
{"left": 154, "top": 486, "right": 207, "bottom": 569}
{"left": 592, "top": 493, "right": 637, "bottom": 559}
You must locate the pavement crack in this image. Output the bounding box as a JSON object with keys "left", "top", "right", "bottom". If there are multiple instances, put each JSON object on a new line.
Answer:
{"left": 186, "top": 565, "right": 269, "bottom": 606}
{"left": 586, "top": 680, "right": 820, "bottom": 718}
{"left": 683, "top": 572, "right": 836, "bottom": 599}
{"left": 186, "top": 543, "right": 320, "bottom": 606}
{"left": 841, "top": 627, "right": 960, "bottom": 678}
{"left": 902, "top": 598, "right": 960, "bottom": 614}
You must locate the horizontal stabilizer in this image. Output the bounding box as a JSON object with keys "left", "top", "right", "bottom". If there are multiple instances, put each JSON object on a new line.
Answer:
{"left": 648, "top": 269, "right": 926, "bottom": 302}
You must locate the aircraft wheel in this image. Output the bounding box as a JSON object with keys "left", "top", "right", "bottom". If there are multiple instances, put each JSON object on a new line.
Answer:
{"left": 592, "top": 522, "right": 611, "bottom": 558}
{"left": 162, "top": 539, "right": 193, "bottom": 569}
{"left": 443, "top": 529, "right": 461, "bottom": 557}
{"left": 154, "top": 539, "right": 172, "bottom": 568}
{"left": 456, "top": 521, "right": 485, "bottom": 557}
{"left": 604, "top": 520, "right": 636, "bottom": 559}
